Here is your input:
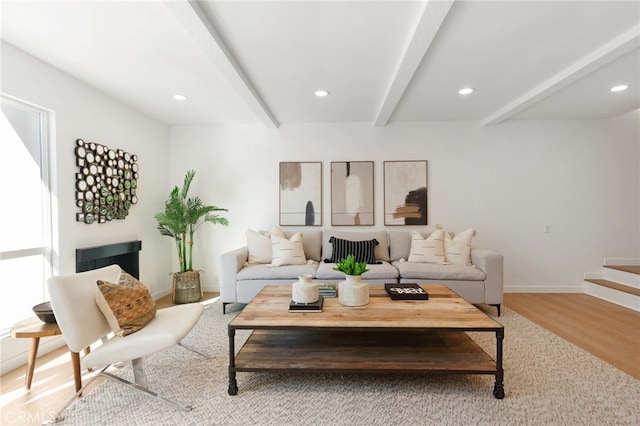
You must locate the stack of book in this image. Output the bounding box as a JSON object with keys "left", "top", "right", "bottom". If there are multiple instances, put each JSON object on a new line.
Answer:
{"left": 289, "top": 295, "right": 324, "bottom": 313}
{"left": 317, "top": 283, "right": 337, "bottom": 298}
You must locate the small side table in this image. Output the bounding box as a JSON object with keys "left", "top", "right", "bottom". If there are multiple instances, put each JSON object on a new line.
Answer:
{"left": 11, "top": 322, "right": 88, "bottom": 392}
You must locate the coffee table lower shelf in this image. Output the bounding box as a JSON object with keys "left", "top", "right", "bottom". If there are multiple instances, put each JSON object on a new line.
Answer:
{"left": 228, "top": 329, "right": 504, "bottom": 398}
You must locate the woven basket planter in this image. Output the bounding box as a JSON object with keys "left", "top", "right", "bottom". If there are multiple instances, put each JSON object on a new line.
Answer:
{"left": 172, "top": 270, "right": 202, "bottom": 304}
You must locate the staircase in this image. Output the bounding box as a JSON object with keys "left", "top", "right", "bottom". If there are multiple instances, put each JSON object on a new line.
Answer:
{"left": 584, "top": 259, "right": 640, "bottom": 312}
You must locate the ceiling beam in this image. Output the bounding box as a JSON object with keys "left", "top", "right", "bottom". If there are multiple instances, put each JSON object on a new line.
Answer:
{"left": 373, "top": 0, "right": 455, "bottom": 127}
{"left": 163, "top": 0, "right": 279, "bottom": 129}
{"left": 482, "top": 25, "right": 640, "bottom": 126}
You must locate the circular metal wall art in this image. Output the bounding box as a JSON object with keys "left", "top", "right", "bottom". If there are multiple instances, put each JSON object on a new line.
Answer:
{"left": 74, "top": 138, "right": 139, "bottom": 224}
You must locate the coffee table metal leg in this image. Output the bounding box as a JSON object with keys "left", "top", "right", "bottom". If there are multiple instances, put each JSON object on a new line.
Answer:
{"left": 493, "top": 329, "right": 505, "bottom": 399}
{"left": 228, "top": 328, "right": 238, "bottom": 395}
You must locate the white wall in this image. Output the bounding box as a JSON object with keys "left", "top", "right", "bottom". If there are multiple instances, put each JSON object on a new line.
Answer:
{"left": 1, "top": 42, "right": 174, "bottom": 374}
{"left": 170, "top": 118, "right": 640, "bottom": 293}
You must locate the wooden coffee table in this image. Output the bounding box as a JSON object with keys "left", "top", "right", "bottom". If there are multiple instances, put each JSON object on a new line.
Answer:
{"left": 228, "top": 284, "right": 505, "bottom": 398}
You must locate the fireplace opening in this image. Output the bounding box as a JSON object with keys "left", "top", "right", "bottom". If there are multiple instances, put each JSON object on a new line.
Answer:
{"left": 76, "top": 240, "right": 142, "bottom": 278}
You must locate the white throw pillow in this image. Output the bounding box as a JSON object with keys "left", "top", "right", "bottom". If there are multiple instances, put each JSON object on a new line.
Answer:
{"left": 408, "top": 230, "right": 445, "bottom": 263}
{"left": 444, "top": 228, "right": 476, "bottom": 266}
{"left": 245, "top": 226, "right": 287, "bottom": 264}
{"left": 270, "top": 225, "right": 285, "bottom": 238}
{"left": 271, "top": 232, "right": 307, "bottom": 266}
{"left": 246, "top": 229, "right": 272, "bottom": 264}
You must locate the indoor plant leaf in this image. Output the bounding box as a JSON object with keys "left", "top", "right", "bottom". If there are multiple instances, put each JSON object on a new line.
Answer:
{"left": 334, "top": 254, "right": 369, "bottom": 276}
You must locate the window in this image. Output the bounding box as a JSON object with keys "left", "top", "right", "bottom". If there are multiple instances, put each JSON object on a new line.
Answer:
{"left": 0, "top": 95, "right": 53, "bottom": 335}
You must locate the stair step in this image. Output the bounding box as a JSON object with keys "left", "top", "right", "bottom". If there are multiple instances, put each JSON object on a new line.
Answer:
{"left": 604, "top": 265, "right": 640, "bottom": 275}
{"left": 585, "top": 278, "right": 640, "bottom": 297}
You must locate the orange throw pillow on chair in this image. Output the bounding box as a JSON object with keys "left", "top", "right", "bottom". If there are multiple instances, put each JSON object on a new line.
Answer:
{"left": 96, "top": 272, "right": 156, "bottom": 337}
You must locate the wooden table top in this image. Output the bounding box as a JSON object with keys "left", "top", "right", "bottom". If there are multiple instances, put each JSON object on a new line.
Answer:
{"left": 11, "top": 322, "right": 61, "bottom": 339}
{"left": 230, "top": 284, "right": 503, "bottom": 331}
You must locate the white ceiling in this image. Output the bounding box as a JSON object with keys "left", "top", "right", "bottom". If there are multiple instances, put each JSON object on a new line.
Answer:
{"left": 1, "top": 0, "right": 639, "bottom": 128}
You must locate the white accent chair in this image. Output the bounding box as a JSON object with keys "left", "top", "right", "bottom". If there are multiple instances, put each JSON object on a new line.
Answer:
{"left": 47, "top": 264, "right": 207, "bottom": 422}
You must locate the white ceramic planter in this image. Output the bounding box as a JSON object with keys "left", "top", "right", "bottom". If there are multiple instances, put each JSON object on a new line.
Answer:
{"left": 292, "top": 274, "right": 319, "bottom": 303}
{"left": 338, "top": 274, "right": 369, "bottom": 306}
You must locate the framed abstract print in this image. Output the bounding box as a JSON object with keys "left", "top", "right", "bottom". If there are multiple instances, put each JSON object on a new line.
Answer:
{"left": 279, "top": 162, "right": 322, "bottom": 226}
{"left": 384, "top": 160, "right": 427, "bottom": 226}
{"left": 330, "top": 161, "right": 374, "bottom": 226}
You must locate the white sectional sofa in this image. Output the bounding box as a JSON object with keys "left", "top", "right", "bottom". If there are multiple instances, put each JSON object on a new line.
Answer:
{"left": 220, "top": 228, "right": 503, "bottom": 315}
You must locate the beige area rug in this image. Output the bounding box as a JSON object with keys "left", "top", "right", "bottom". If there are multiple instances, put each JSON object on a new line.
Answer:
{"left": 55, "top": 301, "right": 640, "bottom": 426}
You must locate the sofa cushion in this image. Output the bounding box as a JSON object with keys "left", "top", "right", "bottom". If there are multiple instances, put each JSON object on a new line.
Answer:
{"left": 237, "top": 261, "right": 319, "bottom": 280}
{"left": 283, "top": 229, "right": 322, "bottom": 262}
{"left": 389, "top": 231, "right": 411, "bottom": 261}
{"left": 444, "top": 228, "right": 476, "bottom": 266}
{"left": 322, "top": 230, "right": 389, "bottom": 262}
{"left": 392, "top": 260, "right": 485, "bottom": 281}
{"left": 316, "top": 261, "right": 398, "bottom": 281}
{"left": 326, "top": 236, "right": 378, "bottom": 264}
{"left": 408, "top": 230, "right": 445, "bottom": 263}
{"left": 271, "top": 232, "right": 307, "bottom": 266}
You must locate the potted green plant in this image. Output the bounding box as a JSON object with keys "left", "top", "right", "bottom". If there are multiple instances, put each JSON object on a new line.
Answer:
{"left": 334, "top": 254, "right": 370, "bottom": 307}
{"left": 155, "top": 170, "right": 229, "bottom": 303}
{"left": 334, "top": 254, "right": 369, "bottom": 276}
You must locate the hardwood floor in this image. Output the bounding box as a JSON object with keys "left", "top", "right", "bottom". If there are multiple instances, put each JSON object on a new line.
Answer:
{"left": 1, "top": 293, "right": 638, "bottom": 425}
{"left": 504, "top": 293, "right": 640, "bottom": 380}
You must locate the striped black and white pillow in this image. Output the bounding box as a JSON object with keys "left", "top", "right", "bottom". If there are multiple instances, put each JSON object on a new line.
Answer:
{"left": 325, "top": 237, "right": 378, "bottom": 264}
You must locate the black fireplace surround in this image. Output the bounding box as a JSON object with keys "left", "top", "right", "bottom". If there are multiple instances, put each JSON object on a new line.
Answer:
{"left": 76, "top": 240, "right": 142, "bottom": 278}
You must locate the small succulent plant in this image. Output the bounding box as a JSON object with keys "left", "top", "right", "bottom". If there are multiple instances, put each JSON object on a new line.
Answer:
{"left": 334, "top": 254, "right": 369, "bottom": 276}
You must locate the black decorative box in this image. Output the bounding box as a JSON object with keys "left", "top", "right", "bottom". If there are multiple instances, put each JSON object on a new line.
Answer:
{"left": 384, "top": 283, "right": 429, "bottom": 300}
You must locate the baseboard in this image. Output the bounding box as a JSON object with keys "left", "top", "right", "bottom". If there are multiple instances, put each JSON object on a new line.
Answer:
{"left": 504, "top": 285, "right": 583, "bottom": 293}
{"left": 604, "top": 258, "right": 640, "bottom": 266}
{"left": 0, "top": 335, "right": 66, "bottom": 376}
{"left": 153, "top": 286, "right": 218, "bottom": 299}
{"left": 152, "top": 288, "right": 172, "bottom": 300}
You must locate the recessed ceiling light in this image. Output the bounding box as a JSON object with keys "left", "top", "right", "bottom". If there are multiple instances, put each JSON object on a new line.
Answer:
{"left": 610, "top": 85, "right": 628, "bottom": 93}
{"left": 172, "top": 94, "right": 188, "bottom": 101}
{"left": 458, "top": 87, "right": 474, "bottom": 95}
{"left": 315, "top": 90, "right": 329, "bottom": 97}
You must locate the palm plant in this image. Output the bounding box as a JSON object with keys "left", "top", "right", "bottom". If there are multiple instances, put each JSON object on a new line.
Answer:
{"left": 155, "top": 170, "right": 228, "bottom": 273}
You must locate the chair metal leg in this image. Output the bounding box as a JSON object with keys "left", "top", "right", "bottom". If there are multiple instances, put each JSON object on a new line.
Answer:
{"left": 44, "top": 358, "right": 194, "bottom": 424}
{"left": 179, "top": 341, "right": 213, "bottom": 359}
{"left": 44, "top": 365, "right": 110, "bottom": 424}
{"left": 101, "top": 370, "right": 192, "bottom": 411}
{"left": 131, "top": 358, "right": 148, "bottom": 387}
{"left": 103, "top": 358, "right": 192, "bottom": 411}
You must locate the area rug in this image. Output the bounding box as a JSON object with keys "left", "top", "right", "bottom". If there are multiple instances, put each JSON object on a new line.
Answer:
{"left": 55, "top": 301, "right": 640, "bottom": 426}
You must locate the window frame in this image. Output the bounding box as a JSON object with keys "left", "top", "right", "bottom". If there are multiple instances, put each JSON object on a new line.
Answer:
{"left": 0, "top": 94, "right": 54, "bottom": 336}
